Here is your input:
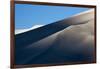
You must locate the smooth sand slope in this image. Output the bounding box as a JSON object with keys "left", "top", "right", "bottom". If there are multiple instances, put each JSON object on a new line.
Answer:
{"left": 15, "top": 9, "right": 95, "bottom": 65}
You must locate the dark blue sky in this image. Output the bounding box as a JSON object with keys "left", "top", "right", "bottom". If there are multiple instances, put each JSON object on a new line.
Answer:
{"left": 15, "top": 4, "right": 90, "bottom": 29}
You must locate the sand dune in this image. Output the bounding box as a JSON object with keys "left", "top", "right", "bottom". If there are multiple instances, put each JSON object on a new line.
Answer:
{"left": 15, "top": 9, "right": 95, "bottom": 65}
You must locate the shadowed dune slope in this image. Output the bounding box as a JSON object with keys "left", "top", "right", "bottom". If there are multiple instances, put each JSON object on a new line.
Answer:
{"left": 15, "top": 9, "right": 95, "bottom": 65}
{"left": 15, "top": 20, "right": 95, "bottom": 65}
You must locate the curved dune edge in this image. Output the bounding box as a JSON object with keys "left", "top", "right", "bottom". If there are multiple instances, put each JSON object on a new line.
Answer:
{"left": 15, "top": 19, "right": 95, "bottom": 64}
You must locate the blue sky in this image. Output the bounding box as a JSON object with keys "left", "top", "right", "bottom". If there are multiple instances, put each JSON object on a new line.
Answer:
{"left": 15, "top": 4, "right": 90, "bottom": 29}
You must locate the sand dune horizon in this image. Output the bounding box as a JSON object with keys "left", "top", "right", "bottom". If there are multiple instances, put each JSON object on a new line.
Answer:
{"left": 15, "top": 9, "right": 95, "bottom": 65}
